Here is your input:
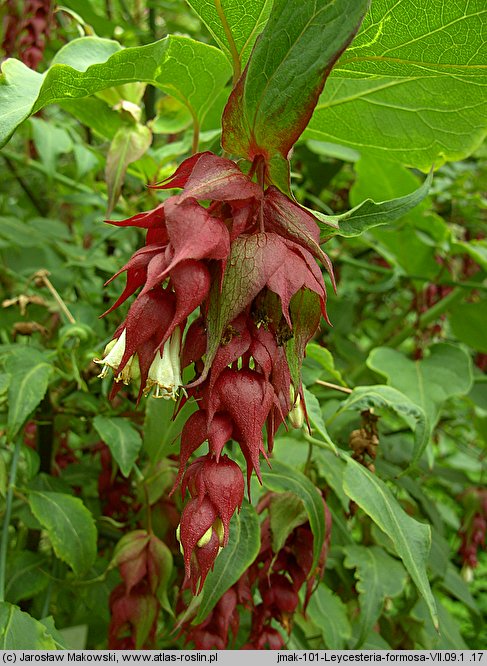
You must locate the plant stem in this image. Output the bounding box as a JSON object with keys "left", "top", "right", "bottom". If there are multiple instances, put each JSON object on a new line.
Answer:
{"left": 0, "top": 149, "right": 93, "bottom": 194}
{"left": 37, "top": 394, "right": 54, "bottom": 474}
{"left": 315, "top": 379, "right": 352, "bottom": 394}
{"left": 2, "top": 155, "right": 48, "bottom": 216}
{"left": 385, "top": 287, "right": 465, "bottom": 348}
{"left": 337, "top": 255, "right": 487, "bottom": 292}
{"left": 214, "top": 0, "right": 241, "bottom": 85}
{"left": 0, "top": 438, "right": 22, "bottom": 601}
{"left": 33, "top": 270, "right": 76, "bottom": 324}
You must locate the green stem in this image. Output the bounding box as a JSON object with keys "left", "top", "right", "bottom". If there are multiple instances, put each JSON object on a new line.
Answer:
{"left": 303, "top": 432, "right": 337, "bottom": 453}
{"left": 2, "top": 155, "right": 48, "bottom": 216}
{"left": 338, "top": 256, "right": 487, "bottom": 291}
{"left": 385, "top": 287, "right": 465, "bottom": 348}
{"left": 0, "top": 438, "right": 22, "bottom": 601}
{"left": 0, "top": 149, "right": 93, "bottom": 194}
{"left": 214, "top": 0, "right": 242, "bottom": 85}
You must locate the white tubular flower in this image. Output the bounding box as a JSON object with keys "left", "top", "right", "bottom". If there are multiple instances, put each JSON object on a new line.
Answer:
{"left": 94, "top": 330, "right": 127, "bottom": 379}
{"left": 144, "top": 327, "right": 183, "bottom": 399}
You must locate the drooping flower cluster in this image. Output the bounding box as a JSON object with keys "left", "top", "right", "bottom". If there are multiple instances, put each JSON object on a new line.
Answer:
{"left": 2, "top": 0, "right": 53, "bottom": 70}
{"left": 458, "top": 488, "right": 487, "bottom": 575}
{"left": 174, "top": 453, "right": 245, "bottom": 594}
{"left": 97, "top": 151, "right": 333, "bottom": 590}
{"left": 180, "top": 494, "right": 331, "bottom": 649}
{"left": 108, "top": 530, "right": 173, "bottom": 649}
{"left": 95, "top": 442, "right": 136, "bottom": 521}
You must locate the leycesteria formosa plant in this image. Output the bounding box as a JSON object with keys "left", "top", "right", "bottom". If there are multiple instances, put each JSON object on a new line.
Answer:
{"left": 95, "top": 0, "right": 370, "bottom": 593}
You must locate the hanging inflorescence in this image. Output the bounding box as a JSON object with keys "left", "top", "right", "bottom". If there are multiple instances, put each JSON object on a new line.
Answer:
{"left": 96, "top": 151, "right": 334, "bottom": 591}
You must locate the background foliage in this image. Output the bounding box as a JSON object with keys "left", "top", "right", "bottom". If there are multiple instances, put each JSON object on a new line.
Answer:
{"left": 0, "top": 0, "right": 486, "bottom": 650}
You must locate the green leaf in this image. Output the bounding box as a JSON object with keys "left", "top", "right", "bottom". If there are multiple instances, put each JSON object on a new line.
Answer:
{"left": 412, "top": 595, "right": 468, "bottom": 650}
{"left": 342, "top": 456, "right": 438, "bottom": 629}
{"left": 150, "top": 96, "right": 193, "bottom": 134}
{"left": 262, "top": 460, "right": 326, "bottom": 571}
{"left": 343, "top": 545, "right": 407, "bottom": 647}
{"left": 338, "top": 384, "right": 428, "bottom": 468}
{"left": 30, "top": 117, "right": 73, "bottom": 176}
{"left": 454, "top": 238, "right": 487, "bottom": 272}
{"left": 187, "top": 0, "right": 273, "bottom": 67}
{"left": 28, "top": 491, "right": 97, "bottom": 576}
{"left": 307, "top": 583, "right": 351, "bottom": 649}
{"left": 314, "top": 168, "right": 433, "bottom": 238}
{"left": 269, "top": 492, "right": 308, "bottom": 553}
{"left": 0, "top": 453, "right": 7, "bottom": 498}
{"left": 105, "top": 124, "right": 152, "bottom": 215}
{"left": 303, "top": 387, "right": 338, "bottom": 454}
{"left": 4, "top": 348, "right": 53, "bottom": 441}
{"left": 305, "top": 0, "right": 487, "bottom": 169}
{"left": 0, "top": 602, "right": 58, "bottom": 649}
{"left": 222, "top": 0, "right": 369, "bottom": 162}
{"left": 61, "top": 97, "right": 124, "bottom": 140}
{"left": 367, "top": 343, "right": 473, "bottom": 427}
{"left": 449, "top": 297, "right": 487, "bottom": 353}
{"left": 143, "top": 394, "right": 197, "bottom": 464}
{"left": 440, "top": 564, "right": 479, "bottom": 614}
{"left": 5, "top": 552, "right": 49, "bottom": 605}
{"left": 195, "top": 501, "right": 260, "bottom": 622}
{"left": 315, "top": 449, "right": 349, "bottom": 511}
{"left": 93, "top": 415, "right": 142, "bottom": 477}
{"left": 39, "top": 617, "right": 71, "bottom": 650}
{"left": 306, "top": 342, "right": 346, "bottom": 385}
{"left": 0, "top": 36, "right": 232, "bottom": 147}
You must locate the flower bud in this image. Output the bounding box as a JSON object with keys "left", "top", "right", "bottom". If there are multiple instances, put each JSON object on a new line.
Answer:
{"left": 288, "top": 390, "right": 305, "bottom": 429}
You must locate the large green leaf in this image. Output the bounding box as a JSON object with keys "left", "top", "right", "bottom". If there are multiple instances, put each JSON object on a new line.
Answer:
{"left": 367, "top": 343, "right": 473, "bottom": 427}
{"left": 305, "top": 0, "right": 487, "bottom": 169}
{"left": 303, "top": 387, "right": 338, "bottom": 454}
{"left": 307, "top": 584, "right": 351, "bottom": 649}
{"left": 305, "top": 342, "right": 346, "bottom": 385}
{"left": 28, "top": 491, "right": 97, "bottom": 576}
{"left": 93, "top": 415, "right": 142, "bottom": 477}
{"left": 4, "top": 348, "right": 53, "bottom": 441}
{"left": 222, "top": 0, "right": 369, "bottom": 161}
{"left": 412, "top": 595, "right": 469, "bottom": 650}
{"left": 337, "top": 384, "right": 429, "bottom": 468}
{"left": 448, "top": 297, "right": 487, "bottom": 353}
{"left": 187, "top": 0, "right": 273, "bottom": 68}
{"left": 5, "top": 552, "right": 49, "bottom": 605}
{"left": 342, "top": 456, "right": 438, "bottom": 629}
{"left": 143, "top": 396, "right": 191, "bottom": 463}
{"left": 314, "top": 168, "right": 433, "bottom": 238}
{"left": 0, "top": 602, "right": 58, "bottom": 649}
{"left": 269, "top": 492, "right": 308, "bottom": 554}
{"left": 262, "top": 460, "right": 326, "bottom": 571}
{"left": 0, "top": 36, "right": 231, "bottom": 147}
{"left": 194, "top": 501, "right": 260, "bottom": 622}
{"left": 344, "top": 545, "right": 407, "bottom": 647}
{"left": 60, "top": 97, "right": 124, "bottom": 140}
{"left": 347, "top": 155, "right": 449, "bottom": 278}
